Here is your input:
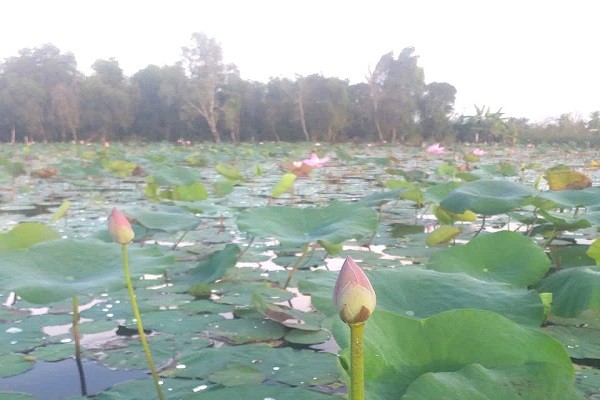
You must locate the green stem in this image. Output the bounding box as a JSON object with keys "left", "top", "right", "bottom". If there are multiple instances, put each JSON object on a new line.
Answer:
{"left": 283, "top": 243, "right": 312, "bottom": 289}
{"left": 350, "top": 322, "right": 365, "bottom": 400}
{"left": 122, "top": 244, "right": 165, "bottom": 400}
{"left": 72, "top": 296, "right": 87, "bottom": 396}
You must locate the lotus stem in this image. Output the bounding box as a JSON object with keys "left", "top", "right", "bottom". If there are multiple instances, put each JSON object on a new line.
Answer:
{"left": 122, "top": 244, "right": 164, "bottom": 400}
{"left": 283, "top": 243, "right": 312, "bottom": 289}
{"left": 350, "top": 322, "right": 366, "bottom": 400}
{"left": 72, "top": 295, "right": 87, "bottom": 396}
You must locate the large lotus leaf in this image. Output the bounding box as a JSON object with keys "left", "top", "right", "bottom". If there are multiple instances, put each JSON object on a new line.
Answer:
{"left": 537, "top": 187, "right": 600, "bottom": 208}
{"left": 401, "top": 362, "right": 584, "bottom": 400}
{"left": 185, "top": 385, "right": 338, "bottom": 400}
{"left": 548, "top": 245, "right": 596, "bottom": 269}
{"left": 126, "top": 205, "right": 201, "bottom": 231}
{"left": 70, "top": 377, "right": 206, "bottom": 400}
{"left": 0, "top": 223, "right": 60, "bottom": 251}
{"left": 0, "top": 394, "right": 35, "bottom": 400}
{"left": 543, "top": 324, "right": 600, "bottom": 359}
{"left": 147, "top": 165, "right": 201, "bottom": 186}
{"left": 205, "top": 318, "right": 286, "bottom": 344}
{"left": 427, "top": 231, "right": 551, "bottom": 287}
{"left": 0, "top": 239, "right": 174, "bottom": 304}
{"left": 370, "top": 268, "right": 544, "bottom": 326}
{"left": 333, "top": 309, "right": 575, "bottom": 399}
{"left": 440, "top": 179, "right": 535, "bottom": 215}
{"left": 173, "top": 344, "right": 339, "bottom": 386}
{"left": 545, "top": 168, "right": 592, "bottom": 191}
{"left": 236, "top": 201, "right": 378, "bottom": 246}
{"left": 0, "top": 354, "right": 34, "bottom": 378}
{"left": 534, "top": 267, "right": 600, "bottom": 317}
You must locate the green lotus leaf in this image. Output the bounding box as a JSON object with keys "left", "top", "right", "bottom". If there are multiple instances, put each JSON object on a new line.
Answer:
{"left": 534, "top": 267, "right": 600, "bottom": 317}
{"left": 146, "top": 165, "right": 200, "bottom": 186}
{"left": 543, "top": 323, "right": 600, "bottom": 359}
{"left": 0, "top": 239, "right": 174, "bottom": 304}
{"left": 173, "top": 344, "right": 339, "bottom": 386}
{"left": 537, "top": 186, "right": 600, "bottom": 208}
{"left": 207, "top": 363, "right": 265, "bottom": 386}
{"left": 428, "top": 231, "right": 551, "bottom": 287}
{"left": 401, "top": 362, "right": 583, "bottom": 400}
{"left": 185, "top": 385, "right": 337, "bottom": 400}
{"left": 440, "top": 179, "right": 536, "bottom": 215}
{"left": 0, "top": 223, "right": 60, "bottom": 252}
{"left": 237, "top": 201, "right": 378, "bottom": 246}
{"left": 215, "top": 164, "right": 244, "bottom": 181}
{"left": 191, "top": 244, "right": 241, "bottom": 284}
{"left": 0, "top": 354, "right": 35, "bottom": 378}
{"left": 126, "top": 205, "right": 201, "bottom": 231}
{"left": 333, "top": 309, "right": 575, "bottom": 399}
{"left": 271, "top": 172, "right": 297, "bottom": 198}
{"left": 205, "top": 318, "right": 286, "bottom": 345}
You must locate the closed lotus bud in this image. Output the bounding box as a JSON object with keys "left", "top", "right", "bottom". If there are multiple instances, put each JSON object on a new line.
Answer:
{"left": 108, "top": 207, "right": 135, "bottom": 245}
{"left": 333, "top": 256, "right": 376, "bottom": 324}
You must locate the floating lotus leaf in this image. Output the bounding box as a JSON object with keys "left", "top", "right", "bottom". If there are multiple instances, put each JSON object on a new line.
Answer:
{"left": 537, "top": 186, "right": 600, "bottom": 208}
{"left": 440, "top": 179, "right": 535, "bottom": 215}
{"left": 428, "top": 231, "right": 551, "bottom": 287}
{"left": 545, "top": 167, "right": 592, "bottom": 191}
{"left": 237, "top": 201, "right": 378, "bottom": 246}
{"left": 191, "top": 244, "right": 241, "bottom": 284}
{"left": 333, "top": 309, "right": 576, "bottom": 399}
{"left": 534, "top": 267, "right": 600, "bottom": 317}
{"left": 0, "top": 239, "right": 174, "bottom": 304}
{"left": 215, "top": 164, "right": 244, "bottom": 181}
{"left": 185, "top": 385, "right": 337, "bottom": 400}
{"left": 0, "top": 223, "right": 60, "bottom": 252}
{"left": 126, "top": 205, "right": 201, "bottom": 231}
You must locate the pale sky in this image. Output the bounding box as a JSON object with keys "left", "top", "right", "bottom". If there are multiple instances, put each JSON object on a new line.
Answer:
{"left": 1, "top": 0, "right": 599, "bottom": 122}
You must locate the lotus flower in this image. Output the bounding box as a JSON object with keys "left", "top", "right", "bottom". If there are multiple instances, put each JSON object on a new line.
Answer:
{"left": 427, "top": 143, "right": 445, "bottom": 155}
{"left": 473, "top": 148, "right": 486, "bottom": 156}
{"left": 302, "top": 151, "right": 330, "bottom": 168}
{"left": 108, "top": 207, "right": 135, "bottom": 245}
{"left": 333, "top": 256, "right": 376, "bottom": 324}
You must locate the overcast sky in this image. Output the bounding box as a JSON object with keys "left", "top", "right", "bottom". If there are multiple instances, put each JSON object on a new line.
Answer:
{"left": 1, "top": 0, "right": 598, "bottom": 122}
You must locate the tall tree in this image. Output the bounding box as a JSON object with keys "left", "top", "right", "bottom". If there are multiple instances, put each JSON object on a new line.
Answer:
{"left": 79, "top": 58, "right": 132, "bottom": 141}
{"left": 419, "top": 82, "right": 456, "bottom": 141}
{"left": 182, "top": 32, "right": 238, "bottom": 142}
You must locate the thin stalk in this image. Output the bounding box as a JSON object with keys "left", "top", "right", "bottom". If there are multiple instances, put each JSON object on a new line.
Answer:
{"left": 283, "top": 243, "right": 312, "bottom": 289}
{"left": 349, "top": 322, "right": 366, "bottom": 400}
{"left": 122, "top": 244, "right": 164, "bottom": 400}
{"left": 72, "top": 296, "right": 87, "bottom": 396}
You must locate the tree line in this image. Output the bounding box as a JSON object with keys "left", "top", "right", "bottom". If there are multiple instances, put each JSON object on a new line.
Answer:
{"left": 1, "top": 33, "right": 598, "bottom": 144}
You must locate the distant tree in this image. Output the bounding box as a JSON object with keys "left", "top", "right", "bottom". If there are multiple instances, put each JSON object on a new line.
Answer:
{"left": 588, "top": 111, "right": 600, "bottom": 133}
{"left": 297, "top": 74, "right": 350, "bottom": 143}
{"left": 419, "top": 82, "right": 456, "bottom": 141}
{"left": 80, "top": 58, "right": 132, "bottom": 141}
{"left": 218, "top": 73, "right": 244, "bottom": 143}
{"left": 345, "top": 83, "right": 375, "bottom": 141}
{"left": 369, "top": 48, "right": 425, "bottom": 142}
{"left": 264, "top": 78, "right": 298, "bottom": 141}
{"left": 0, "top": 43, "right": 79, "bottom": 142}
{"left": 51, "top": 82, "right": 80, "bottom": 141}
{"left": 456, "top": 105, "right": 512, "bottom": 143}
{"left": 182, "top": 32, "right": 238, "bottom": 142}
{"left": 131, "top": 64, "right": 187, "bottom": 141}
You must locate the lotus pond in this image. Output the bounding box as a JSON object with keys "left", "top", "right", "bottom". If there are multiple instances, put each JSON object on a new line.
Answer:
{"left": 0, "top": 142, "right": 599, "bottom": 399}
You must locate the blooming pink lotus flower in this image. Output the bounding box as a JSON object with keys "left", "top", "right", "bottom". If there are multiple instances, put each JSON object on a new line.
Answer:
{"left": 426, "top": 143, "right": 445, "bottom": 155}
{"left": 108, "top": 208, "right": 135, "bottom": 245}
{"left": 333, "top": 256, "right": 376, "bottom": 324}
{"left": 473, "top": 148, "right": 486, "bottom": 156}
{"left": 302, "top": 151, "right": 330, "bottom": 168}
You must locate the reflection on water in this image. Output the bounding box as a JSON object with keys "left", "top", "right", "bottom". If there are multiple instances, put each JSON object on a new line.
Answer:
{"left": 0, "top": 359, "right": 147, "bottom": 400}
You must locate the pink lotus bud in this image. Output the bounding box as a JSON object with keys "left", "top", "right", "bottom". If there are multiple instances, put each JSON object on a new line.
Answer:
{"left": 108, "top": 207, "right": 135, "bottom": 245}
{"left": 333, "top": 256, "right": 376, "bottom": 324}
